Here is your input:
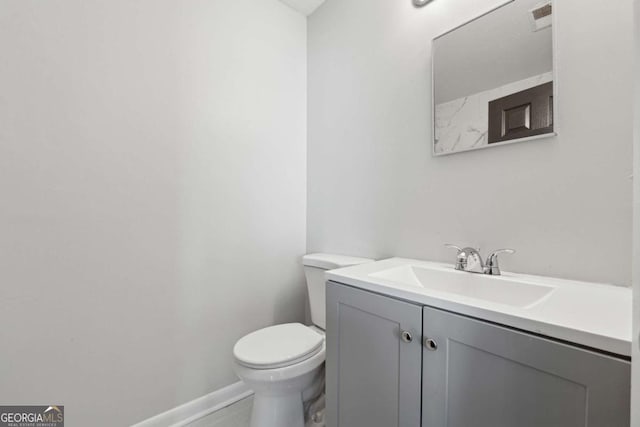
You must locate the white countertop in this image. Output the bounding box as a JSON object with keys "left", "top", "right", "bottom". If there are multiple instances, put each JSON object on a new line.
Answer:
{"left": 326, "top": 258, "right": 632, "bottom": 357}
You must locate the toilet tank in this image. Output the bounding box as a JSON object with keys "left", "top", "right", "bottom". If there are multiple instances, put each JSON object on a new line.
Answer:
{"left": 302, "top": 253, "right": 373, "bottom": 329}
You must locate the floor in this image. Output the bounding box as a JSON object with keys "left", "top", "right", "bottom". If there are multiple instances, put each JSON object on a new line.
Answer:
{"left": 186, "top": 396, "right": 253, "bottom": 427}
{"left": 185, "top": 395, "right": 326, "bottom": 427}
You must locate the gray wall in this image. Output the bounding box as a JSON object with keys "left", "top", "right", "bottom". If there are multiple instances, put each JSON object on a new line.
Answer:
{"left": 0, "top": 1, "right": 307, "bottom": 425}
{"left": 308, "top": 0, "right": 634, "bottom": 286}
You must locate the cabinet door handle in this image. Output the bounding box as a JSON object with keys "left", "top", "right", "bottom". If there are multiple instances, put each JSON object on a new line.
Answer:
{"left": 424, "top": 338, "right": 438, "bottom": 351}
{"left": 400, "top": 330, "right": 413, "bottom": 343}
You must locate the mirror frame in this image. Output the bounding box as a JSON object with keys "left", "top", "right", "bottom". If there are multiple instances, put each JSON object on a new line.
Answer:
{"left": 431, "top": 0, "right": 558, "bottom": 157}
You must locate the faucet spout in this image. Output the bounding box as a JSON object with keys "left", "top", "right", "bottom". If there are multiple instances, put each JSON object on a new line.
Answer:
{"left": 445, "top": 244, "right": 484, "bottom": 273}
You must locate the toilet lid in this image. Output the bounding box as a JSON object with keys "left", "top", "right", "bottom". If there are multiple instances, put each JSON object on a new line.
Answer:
{"left": 234, "top": 323, "right": 324, "bottom": 369}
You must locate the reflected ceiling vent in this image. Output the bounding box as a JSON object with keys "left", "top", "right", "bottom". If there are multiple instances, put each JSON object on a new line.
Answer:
{"left": 529, "top": 2, "right": 552, "bottom": 32}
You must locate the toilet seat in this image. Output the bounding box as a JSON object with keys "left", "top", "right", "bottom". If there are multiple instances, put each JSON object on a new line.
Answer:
{"left": 233, "top": 323, "right": 324, "bottom": 369}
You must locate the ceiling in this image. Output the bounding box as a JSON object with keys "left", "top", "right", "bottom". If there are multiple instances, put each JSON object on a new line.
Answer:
{"left": 279, "top": 0, "right": 325, "bottom": 16}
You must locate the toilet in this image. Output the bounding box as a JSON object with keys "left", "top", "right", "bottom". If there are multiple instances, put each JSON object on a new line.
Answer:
{"left": 232, "top": 253, "right": 373, "bottom": 427}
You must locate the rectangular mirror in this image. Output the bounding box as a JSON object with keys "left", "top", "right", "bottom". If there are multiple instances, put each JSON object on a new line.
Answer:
{"left": 433, "top": 0, "right": 555, "bottom": 156}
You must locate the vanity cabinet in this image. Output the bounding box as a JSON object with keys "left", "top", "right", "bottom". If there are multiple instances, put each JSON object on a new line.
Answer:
{"left": 422, "top": 306, "right": 630, "bottom": 427}
{"left": 326, "top": 281, "right": 631, "bottom": 427}
{"left": 325, "top": 281, "right": 422, "bottom": 427}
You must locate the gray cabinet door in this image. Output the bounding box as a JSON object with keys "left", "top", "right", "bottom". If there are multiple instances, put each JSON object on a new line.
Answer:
{"left": 326, "top": 282, "right": 422, "bottom": 427}
{"left": 422, "top": 306, "right": 630, "bottom": 427}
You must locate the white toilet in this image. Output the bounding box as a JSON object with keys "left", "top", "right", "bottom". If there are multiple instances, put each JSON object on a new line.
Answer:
{"left": 232, "top": 253, "right": 373, "bottom": 427}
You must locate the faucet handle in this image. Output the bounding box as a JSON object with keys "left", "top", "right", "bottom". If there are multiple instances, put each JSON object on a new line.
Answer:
{"left": 484, "top": 249, "right": 515, "bottom": 275}
{"left": 445, "top": 244, "right": 464, "bottom": 270}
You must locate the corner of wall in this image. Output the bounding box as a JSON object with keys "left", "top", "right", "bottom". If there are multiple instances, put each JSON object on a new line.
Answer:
{"left": 632, "top": 0, "right": 640, "bottom": 425}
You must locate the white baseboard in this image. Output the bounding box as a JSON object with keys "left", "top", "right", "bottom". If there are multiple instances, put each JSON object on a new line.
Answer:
{"left": 131, "top": 381, "right": 254, "bottom": 427}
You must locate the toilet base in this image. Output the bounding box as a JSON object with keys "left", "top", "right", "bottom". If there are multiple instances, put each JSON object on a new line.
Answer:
{"left": 251, "top": 392, "right": 304, "bottom": 427}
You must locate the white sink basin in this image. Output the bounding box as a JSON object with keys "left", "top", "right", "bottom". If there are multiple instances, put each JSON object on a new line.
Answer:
{"left": 370, "top": 265, "right": 554, "bottom": 308}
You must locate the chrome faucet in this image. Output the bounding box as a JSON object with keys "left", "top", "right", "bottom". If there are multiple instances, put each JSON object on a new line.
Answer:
{"left": 445, "top": 244, "right": 515, "bottom": 275}
{"left": 444, "top": 244, "right": 484, "bottom": 273}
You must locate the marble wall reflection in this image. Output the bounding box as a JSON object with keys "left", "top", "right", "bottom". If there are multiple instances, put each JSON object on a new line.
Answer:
{"left": 434, "top": 72, "right": 552, "bottom": 154}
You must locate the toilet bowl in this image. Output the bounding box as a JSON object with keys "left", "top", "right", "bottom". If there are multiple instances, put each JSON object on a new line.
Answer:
{"left": 232, "top": 253, "right": 373, "bottom": 427}
{"left": 233, "top": 324, "right": 325, "bottom": 427}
